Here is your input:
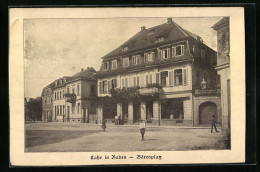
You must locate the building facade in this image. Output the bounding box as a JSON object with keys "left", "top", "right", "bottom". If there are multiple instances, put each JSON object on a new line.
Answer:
{"left": 41, "top": 83, "right": 54, "bottom": 122}
{"left": 212, "top": 17, "right": 230, "bottom": 134}
{"left": 64, "top": 67, "right": 97, "bottom": 123}
{"left": 95, "top": 18, "right": 221, "bottom": 126}
{"left": 52, "top": 77, "right": 69, "bottom": 122}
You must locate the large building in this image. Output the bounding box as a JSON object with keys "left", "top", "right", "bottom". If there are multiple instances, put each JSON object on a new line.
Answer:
{"left": 95, "top": 18, "right": 221, "bottom": 126}
{"left": 212, "top": 17, "right": 230, "bottom": 134}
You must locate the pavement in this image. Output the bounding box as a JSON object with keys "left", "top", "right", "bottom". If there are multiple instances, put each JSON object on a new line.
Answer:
{"left": 25, "top": 122, "right": 229, "bottom": 152}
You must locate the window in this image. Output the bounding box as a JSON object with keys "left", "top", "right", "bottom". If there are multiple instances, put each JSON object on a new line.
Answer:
{"left": 160, "top": 71, "right": 168, "bottom": 87}
{"left": 111, "top": 79, "right": 117, "bottom": 89}
{"left": 145, "top": 74, "right": 153, "bottom": 85}
{"left": 144, "top": 52, "right": 155, "bottom": 62}
{"left": 55, "top": 106, "right": 57, "bottom": 115}
{"left": 122, "top": 47, "right": 128, "bottom": 51}
{"left": 77, "top": 84, "right": 80, "bottom": 95}
{"left": 55, "top": 92, "right": 57, "bottom": 100}
{"left": 112, "top": 60, "right": 118, "bottom": 69}
{"left": 63, "top": 90, "right": 64, "bottom": 98}
{"left": 174, "top": 69, "right": 187, "bottom": 86}
{"left": 172, "top": 45, "right": 184, "bottom": 57}
{"left": 156, "top": 37, "right": 164, "bottom": 42}
{"left": 63, "top": 105, "right": 65, "bottom": 114}
{"left": 103, "top": 62, "right": 109, "bottom": 71}
{"left": 132, "top": 55, "right": 141, "bottom": 65}
{"left": 123, "top": 57, "right": 129, "bottom": 67}
{"left": 60, "top": 91, "right": 62, "bottom": 99}
{"left": 77, "top": 103, "right": 80, "bottom": 114}
{"left": 133, "top": 77, "right": 140, "bottom": 87}
{"left": 159, "top": 48, "right": 170, "bottom": 59}
{"left": 72, "top": 88, "right": 75, "bottom": 94}
{"left": 60, "top": 105, "right": 62, "bottom": 115}
{"left": 57, "top": 106, "right": 59, "bottom": 115}
{"left": 103, "top": 80, "right": 108, "bottom": 93}
{"left": 67, "top": 87, "right": 70, "bottom": 93}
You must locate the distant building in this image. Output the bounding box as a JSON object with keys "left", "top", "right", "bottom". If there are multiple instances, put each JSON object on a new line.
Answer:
{"left": 95, "top": 18, "right": 221, "bottom": 126}
{"left": 212, "top": 17, "right": 230, "bottom": 135}
{"left": 41, "top": 67, "right": 97, "bottom": 123}
{"left": 64, "top": 67, "right": 97, "bottom": 123}
{"left": 41, "top": 82, "right": 55, "bottom": 121}
{"left": 52, "top": 77, "right": 70, "bottom": 122}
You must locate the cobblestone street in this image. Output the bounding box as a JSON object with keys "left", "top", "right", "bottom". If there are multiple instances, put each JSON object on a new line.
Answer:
{"left": 25, "top": 122, "right": 230, "bottom": 152}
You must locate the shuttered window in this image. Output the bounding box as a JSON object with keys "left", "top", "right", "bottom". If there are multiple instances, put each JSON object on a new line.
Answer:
{"left": 125, "top": 78, "right": 128, "bottom": 88}
{"left": 122, "top": 79, "right": 125, "bottom": 88}
{"left": 183, "top": 68, "right": 187, "bottom": 85}
{"left": 169, "top": 71, "right": 174, "bottom": 86}
{"left": 133, "top": 77, "right": 136, "bottom": 87}
{"left": 149, "top": 74, "right": 152, "bottom": 84}
{"left": 156, "top": 73, "right": 160, "bottom": 84}
{"left": 108, "top": 80, "right": 111, "bottom": 93}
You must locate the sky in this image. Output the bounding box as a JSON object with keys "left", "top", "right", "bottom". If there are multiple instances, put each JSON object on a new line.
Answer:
{"left": 24, "top": 17, "right": 222, "bottom": 98}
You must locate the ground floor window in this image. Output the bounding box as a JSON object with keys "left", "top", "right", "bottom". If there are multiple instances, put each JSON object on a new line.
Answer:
{"left": 161, "top": 98, "right": 184, "bottom": 119}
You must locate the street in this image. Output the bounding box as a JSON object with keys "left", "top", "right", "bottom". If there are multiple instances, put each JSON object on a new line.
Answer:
{"left": 25, "top": 122, "right": 230, "bottom": 152}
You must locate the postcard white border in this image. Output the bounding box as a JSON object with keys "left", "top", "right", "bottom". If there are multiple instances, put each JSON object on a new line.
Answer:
{"left": 9, "top": 7, "right": 245, "bottom": 166}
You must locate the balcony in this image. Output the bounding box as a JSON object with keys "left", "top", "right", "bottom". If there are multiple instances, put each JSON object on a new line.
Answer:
{"left": 65, "top": 93, "right": 76, "bottom": 103}
{"left": 139, "top": 87, "right": 159, "bottom": 95}
{"left": 194, "top": 89, "right": 221, "bottom": 96}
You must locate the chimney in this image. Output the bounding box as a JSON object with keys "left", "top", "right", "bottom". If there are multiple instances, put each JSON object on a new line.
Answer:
{"left": 81, "top": 68, "right": 84, "bottom": 72}
{"left": 167, "top": 18, "right": 173, "bottom": 24}
{"left": 141, "top": 26, "right": 146, "bottom": 31}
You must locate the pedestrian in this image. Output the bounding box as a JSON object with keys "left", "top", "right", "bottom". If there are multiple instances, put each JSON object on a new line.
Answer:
{"left": 139, "top": 119, "right": 146, "bottom": 141}
{"left": 114, "top": 115, "right": 118, "bottom": 125}
{"left": 101, "top": 119, "right": 106, "bottom": 132}
{"left": 210, "top": 115, "right": 219, "bottom": 133}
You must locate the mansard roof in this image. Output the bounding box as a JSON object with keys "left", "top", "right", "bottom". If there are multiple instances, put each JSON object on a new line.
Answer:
{"left": 67, "top": 67, "right": 96, "bottom": 83}
{"left": 102, "top": 19, "right": 200, "bottom": 60}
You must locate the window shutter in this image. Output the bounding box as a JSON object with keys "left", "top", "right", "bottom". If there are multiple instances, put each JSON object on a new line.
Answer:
{"left": 108, "top": 80, "right": 110, "bottom": 93}
{"left": 158, "top": 50, "right": 161, "bottom": 59}
{"left": 114, "top": 79, "right": 117, "bottom": 88}
{"left": 169, "top": 71, "right": 173, "bottom": 86}
{"left": 167, "top": 48, "right": 170, "bottom": 58}
{"left": 156, "top": 73, "right": 160, "bottom": 84}
{"left": 99, "top": 82, "right": 102, "bottom": 94}
{"left": 122, "top": 79, "right": 124, "bottom": 88}
{"left": 152, "top": 52, "right": 155, "bottom": 61}
{"left": 172, "top": 47, "right": 175, "bottom": 57}
{"left": 181, "top": 45, "right": 184, "bottom": 55}
{"left": 149, "top": 74, "right": 152, "bottom": 84}
{"left": 133, "top": 77, "right": 136, "bottom": 87}
{"left": 125, "top": 78, "right": 128, "bottom": 88}
{"left": 137, "top": 76, "right": 139, "bottom": 86}
{"left": 146, "top": 75, "right": 148, "bottom": 85}
{"left": 183, "top": 68, "right": 187, "bottom": 85}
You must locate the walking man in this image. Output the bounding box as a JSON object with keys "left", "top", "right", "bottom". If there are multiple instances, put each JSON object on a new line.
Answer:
{"left": 101, "top": 119, "right": 106, "bottom": 132}
{"left": 139, "top": 119, "right": 146, "bottom": 141}
{"left": 210, "top": 115, "right": 219, "bottom": 133}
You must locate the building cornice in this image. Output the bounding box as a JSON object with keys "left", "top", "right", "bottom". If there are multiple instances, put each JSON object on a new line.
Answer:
{"left": 214, "top": 62, "right": 230, "bottom": 70}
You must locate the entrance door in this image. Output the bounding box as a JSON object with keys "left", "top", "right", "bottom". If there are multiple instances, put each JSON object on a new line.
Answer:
{"left": 133, "top": 102, "right": 141, "bottom": 122}
{"left": 67, "top": 106, "right": 70, "bottom": 122}
{"left": 199, "top": 102, "right": 217, "bottom": 125}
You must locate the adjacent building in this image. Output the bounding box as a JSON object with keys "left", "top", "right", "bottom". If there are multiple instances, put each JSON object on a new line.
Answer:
{"left": 65, "top": 67, "right": 97, "bottom": 123}
{"left": 212, "top": 17, "right": 230, "bottom": 134}
{"left": 95, "top": 18, "right": 221, "bottom": 126}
